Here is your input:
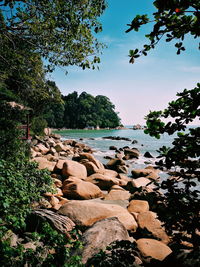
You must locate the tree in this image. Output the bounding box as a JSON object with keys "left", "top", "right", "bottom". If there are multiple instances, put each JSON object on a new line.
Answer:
{"left": 62, "top": 91, "right": 121, "bottom": 129}
{"left": 127, "top": 0, "right": 200, "bottom": 247}
{"left": 127, "top": 0, "right": 200, "bottom": 62}
{"left": 0, "top": 0, "right": 106, "bottom": 71}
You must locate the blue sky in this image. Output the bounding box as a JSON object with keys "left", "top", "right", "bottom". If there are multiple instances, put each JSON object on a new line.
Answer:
{"left": 50, "top": 0, "right": 200, "bottom": 125}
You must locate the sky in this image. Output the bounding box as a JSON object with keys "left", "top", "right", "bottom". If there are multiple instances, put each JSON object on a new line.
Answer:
{"left": 50, "top": 0, "right": 200, "bottom": 126}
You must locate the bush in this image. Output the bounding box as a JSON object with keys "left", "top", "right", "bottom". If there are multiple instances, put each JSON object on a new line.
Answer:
{"left": 0, "top": 101, "right": 29, "bottom": 161}
{"left": 0, "top": 159, "right": 53, "bottom": 231}
{"left": 31, "top": 116, "right": 47, "bottom": 136}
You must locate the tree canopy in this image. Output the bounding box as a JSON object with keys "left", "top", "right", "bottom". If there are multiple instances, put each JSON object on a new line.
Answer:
{"left": 0, "top": 0, "right": 107, "bottom": 71}
{"left": 127, "top": 0, "right": 200, "bottom": 62}
{"left": 62, "top": 91, "right": 121, "bottom": 129}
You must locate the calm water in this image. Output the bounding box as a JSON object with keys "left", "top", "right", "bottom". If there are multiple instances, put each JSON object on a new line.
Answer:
{"left": 56, "top": 128, "right": 176, "bottom": 176}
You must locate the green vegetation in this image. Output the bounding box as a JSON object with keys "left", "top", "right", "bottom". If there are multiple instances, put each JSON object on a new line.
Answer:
{"left": 62, "top": 91, "right": 121, "bottom": 129}
{"left": 0, "top": 1, "right": 107, "bottom": 265}
{"left": 127, "top": 0, "right": 200, "bottom": 248}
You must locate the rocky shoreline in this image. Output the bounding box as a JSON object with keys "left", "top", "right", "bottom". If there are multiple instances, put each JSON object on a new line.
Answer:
{"left": 30, "top": 132, "right": 176, "bottom": 265}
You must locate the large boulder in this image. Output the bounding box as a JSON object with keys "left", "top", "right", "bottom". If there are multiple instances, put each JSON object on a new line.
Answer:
{"left": 86, "top": 173, "right": 120, "bottom": 190}
{"left": 106, "top": 158, "right": 127, "bottom": 173}
{"left": 32, "top": 157, "right": 56, "bottom": 172}
{"left": 79, "top": 153, "right": 104, "bottom": 170}
{"left": 81, "top": 161, "right": 99, "bottom": 176}
{"left": 131, "top": 177, "right": 152, "bottom": 188}
{"left": 62, "top": 160, "right": 87, "bottom": 179}
{"left": 136, "top": 238, "right": 172, "bottom": 262}
{"left": 62, "top": 177, "right": 103, "bottom": 200}
{"left": 58, "top": 200, "right": 138, "bottom": 231}
{"left": 103, "top": 186, "right": 131, "bottom": 201}
{"left": 36, "top": 143, "right": 49, "bottom": 155}
{"left": 131, "top": 167, "right": 160, "bottom": 180}
{"left": 128, "top": 200, "right": 149, "bottom": 214}
{"left": 79, "top": 217, "right": 131, "bottom": 264}
{"left": 137, "top": 211, "right": 170, "bottom": 244}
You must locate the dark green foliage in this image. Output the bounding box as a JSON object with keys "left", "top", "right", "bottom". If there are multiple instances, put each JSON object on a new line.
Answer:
{"left": 127, "top": 0, "right": 200, "bottom": 62}
{"left": 0, "top": 221, "right": 84, "bottom": 267}
{"left": 62, "top": 91, "right": 121, "bottom": 129}
{"left": 0, "top": 101, "right": 29, "bottom": 161}
{"left": 86, "top": 240, "right": 141, "bottom": 267}
{"left": 0, "top": 0, "right": 106, "bottom": 71}
{"left": 143, "top": 85, "right": 200, "bottom": 247}
{"left": 0, "top": 159, "right": 53, "bottom": 231}
{"left": 31, "top": 116, "right": 48, "bottom": 136}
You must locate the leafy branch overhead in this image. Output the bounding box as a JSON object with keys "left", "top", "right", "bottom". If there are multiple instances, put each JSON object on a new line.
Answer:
{"left": 127, "top": 0, "right": 200, "bottom": 62}
{"left": 0, "top": 0, "right": 107, "bottom": 71}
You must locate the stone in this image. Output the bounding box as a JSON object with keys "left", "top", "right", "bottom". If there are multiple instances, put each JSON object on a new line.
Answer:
{"left": 32, "top": 157, "right": 56, "bottom": 172}
{"left": 136, "top": 238, "right": 172, "bottom": 262}
{"left": 137, "top": 211, "right": 170, "bottom": 244}
{"left": 58, "top": 200, "right": 138, "bottom": 231}
{"left": 79, "top": 153, "right": 104, "bottom": 170}
{"left": 50, "top": 133, "right": 61, "bottom": 139}
{"left": 103, "top": 186, "right": 131, "bottom": 201}
{"left": 62, "top": 179, "right": 103, "bottom": 200}
{"left": 101, "top": 169, "right": 118, "bottom": 178}
{"left": 86, "top": 173, "right": 120, "bottom": 190}
{"left": 128, "top": 200, "right": 149, "bottom": 214}
{"left": 62, "top": 160, "right": 87, "bottom": 179}
{"left": 49, "top": 196, "right": 60, "bottom": 207}
{"left": 131, "top": 177, "right": 152, "bottom": 188}
{"left": 131, "top": 167, "right": 160, "bottom": 180}
{"left": 82, "top": 161, "right": 99, "bottom": 176}
{"left": 123, "top": 148, "right": 140, "bottom": 159}
{"left": 109, "top": 146, "right": 117, "bottom": 150}
{"left": 144, "top": 151, "right": 154, "bottom": 158}
{"left": 79, "top": 217, "right": 131, "bottom": 264}
{"left": 53, "top": 178, "right": 62, "bottom": 188}
{"left": 44, "top": 127, "right": 52, "bottom": 136}
{"left": 36, "top": 143, "right": 49, "bottom": 155}
{"left": 54, "top": 143, "right": 66, "bottom": 152}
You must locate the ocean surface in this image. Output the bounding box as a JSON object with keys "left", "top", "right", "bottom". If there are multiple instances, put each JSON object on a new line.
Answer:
{"left": 56, "top": 127, "right": 177, "bottom": 178}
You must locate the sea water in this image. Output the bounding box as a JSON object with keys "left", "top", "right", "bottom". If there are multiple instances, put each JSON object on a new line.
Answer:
{"left": 57, "top": 127, "right": 176, "bottom": 178}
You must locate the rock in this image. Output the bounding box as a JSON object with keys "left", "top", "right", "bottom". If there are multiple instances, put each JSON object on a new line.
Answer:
{"left": 36, "top": 143, "right": 49, "bottom": 155}
{"left": 103, "top": 186, "right": 131, "bottom": 201}
{"left": 124, "top": 148, "right": 140, "bottom": 159}
{"left": 136, "top": 238, "right": 172, "bottom": 262}
{"left": 62, "top": 178, "right": 103, "bottom": 200}
{"left": 131, "top": 177, "right": 152, "bottom": 188}
{"left": 144, "top": 151, "right": 154, "bottom": 158}
{"left": 101, "top": 169, "right": 118, "bottom": 178}
{"left": 117, "top": 165, "right": 128, "bottom": 174}
{"left": 137, "top": 211, "right": 170, "bottom": 244}
{"left": 132, "top": 140, "right": 138, "bottom": 144}
{"left": 58, "top": 200, "right": 138, "bottom": 231}
{"left": 62, "top": 160, "right": 87, "bottom": 179}
{"left": 106, "top": 158, "right": 126, "bottom": 172}
{"left": 32, "top": 157, "right": 56, "bottom": 172}
{"left": 79, "top": 153, "right": 104, "bottom": 170}
{"left": 86, "top": 173, "right": 120, "bottom": 190}
{"left": 82, "top": 161, "right": 99, "bottom": 176}
{"left": 50, "top": 133, "right": 61, "bottom": 139}
{"left": 79, "top": 217, "right": 131, "bottom": 264}
{"left": 44, "top": 128, "right": 52, "bottom": 136}
{"left": 128, "top": 200, "right": 149, "bottom": 214}
{"left": 109, "top": 146, "right": 117, "bottom": 150}
{"left": 131, "top": 167, "right": 160, "bottom": 180}
{"left": 63, "top": 139, "right": 74, "bottom": 146}
{"left": 49, "top": 196, "right": 60, "bottom": 207}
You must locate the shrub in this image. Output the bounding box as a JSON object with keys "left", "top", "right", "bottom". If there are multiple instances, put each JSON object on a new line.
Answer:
{"left": 31, "top": 116, "right": 47, "bottom": 136}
